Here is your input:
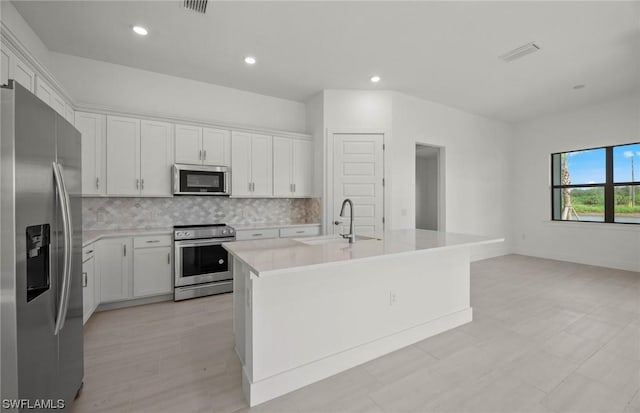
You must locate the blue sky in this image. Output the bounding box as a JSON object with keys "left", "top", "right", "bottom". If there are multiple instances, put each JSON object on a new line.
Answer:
{"left": 563, "top": 143, "right": 640, "bottom": 184}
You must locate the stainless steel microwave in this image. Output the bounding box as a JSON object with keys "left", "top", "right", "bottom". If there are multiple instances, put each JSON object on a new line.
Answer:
{"left": 173, "top": 164, "right": 230, "bottom": 195}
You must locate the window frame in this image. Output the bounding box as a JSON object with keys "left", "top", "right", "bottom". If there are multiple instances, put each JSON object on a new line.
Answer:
{"left": 551, "top": 142, "right": 640, "bottom": 225}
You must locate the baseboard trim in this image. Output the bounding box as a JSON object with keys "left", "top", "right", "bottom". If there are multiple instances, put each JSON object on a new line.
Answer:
{"left": 513, "top": 248, "right": 640, "bottom": 272}
{"left": 243, "top": 307, "right": 473, "bottom": 407}
{"left": 95, "top": 294, "right": 173, "bottom": 312}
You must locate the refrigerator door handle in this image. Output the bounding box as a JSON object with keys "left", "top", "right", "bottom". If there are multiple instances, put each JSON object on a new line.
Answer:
{"left": 53, "top": 162, "right": 73, "bottom": 335}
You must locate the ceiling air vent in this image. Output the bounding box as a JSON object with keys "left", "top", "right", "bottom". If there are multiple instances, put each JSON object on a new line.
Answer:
{"left": 499, "top": 42, "right": 541, "bottom": 62}
{"left": 182, "top": 0, "right": 208, "bottom": 14}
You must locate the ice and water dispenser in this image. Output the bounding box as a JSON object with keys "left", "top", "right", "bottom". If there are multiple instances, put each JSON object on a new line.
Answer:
{"left": 26, "top": 224, "right": 50, "bottom": 302}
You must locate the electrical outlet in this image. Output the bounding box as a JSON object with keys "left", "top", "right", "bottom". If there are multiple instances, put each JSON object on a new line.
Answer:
{"left": 389, "top": 291, "right": 397, "bottom": 306}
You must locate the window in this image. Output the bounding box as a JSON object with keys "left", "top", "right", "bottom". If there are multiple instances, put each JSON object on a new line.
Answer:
{"left": 551, "top": 142, "right": 640, "bottom": 224}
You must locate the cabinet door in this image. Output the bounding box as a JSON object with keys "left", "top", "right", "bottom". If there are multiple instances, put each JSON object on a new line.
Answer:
{"left": 12, "top": 55, "right": 35, "bottom": 92}
{"left": 106, "top": 116, "right": 141, "bottom": 195}
{"left": 140, "top": 120, "right": 173, "bottom": 196}
{"left": 82, "top": 257, "right": 95, "bottom": 324}
{"left": 133, "top": 246, "right": 172, "bottom": 297}
{"left": 251, "top": 134, "right": 273, "bottom": 197}
{"left": 99, "top": 238, "right": 132, "bottom": 303}
{"left": 202, "top": 128, "right": 231, "bottom": 166}
{"left": 36, "top": 77, "right": 53, "bottom": 106}
{"left": 293, "top": 139, "right": 313, "bottom": 197}
{"left": 231, "top": 131, "right": 252, "bottom": 196}
{"left": 75, "top": 112, "right": 106, "bottom": 196}
{"left": 273, "top": 137, "right": 293, "bottom": 197}
{"left": 65, "top": 104, "right": 75, "bottom": 125}
{"left": 1, "top": 48, "right": 9, "bottom": 86}
{"left": 175, "top": 124, "right": 203, "bottom": 165}
{"left": 52, "top": 92, "right": 66, "bottom": 116}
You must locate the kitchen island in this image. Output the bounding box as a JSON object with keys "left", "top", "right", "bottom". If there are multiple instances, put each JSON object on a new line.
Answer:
{"left": 223, "top": 229, "right": 503, "bottom": 406}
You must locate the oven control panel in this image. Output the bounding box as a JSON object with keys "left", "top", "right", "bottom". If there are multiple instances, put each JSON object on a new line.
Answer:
{"left": 174, "top": 225, "right": 235, "bottom": 241}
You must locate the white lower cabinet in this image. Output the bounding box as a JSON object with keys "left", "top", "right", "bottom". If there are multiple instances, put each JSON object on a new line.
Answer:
{"left": 133, "top": 243, "right": 172, "bottom": 298}
{"left": 98, "top": 237, "right": 133, "bottom": 303}
{"left": 84, "top": 234, "right": 172, "bottom": 319}
{"left": 82, "top": 246, "right": 97, "bottom": 324}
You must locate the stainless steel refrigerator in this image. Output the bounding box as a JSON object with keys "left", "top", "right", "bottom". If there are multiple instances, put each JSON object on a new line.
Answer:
{"left": 1, "top": 81, "right": 83, "bottom": 411}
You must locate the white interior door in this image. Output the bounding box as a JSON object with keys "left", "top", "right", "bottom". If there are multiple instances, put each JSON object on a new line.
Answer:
{"left": 332, "top": 134, "right": 384, "bottom": 236}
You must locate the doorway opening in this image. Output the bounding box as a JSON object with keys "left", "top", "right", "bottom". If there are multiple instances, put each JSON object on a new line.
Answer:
{"left": 416, "top": 144, "right": 441, "bottom": 231}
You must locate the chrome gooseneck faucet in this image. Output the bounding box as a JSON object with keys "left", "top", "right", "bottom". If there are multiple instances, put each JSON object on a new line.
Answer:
{"left": 339, "top": 198, "right": 355, "bottom": 243}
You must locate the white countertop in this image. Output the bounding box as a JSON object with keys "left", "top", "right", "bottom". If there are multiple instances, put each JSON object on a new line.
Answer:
{"left": 223, "top": 229, "right": 503, "bottom": 276}
{"left": 229, "top": 222, "right": 321, "bottom": 231}
{"left": 83, "top": 228, "right": 173, "bottom": 247}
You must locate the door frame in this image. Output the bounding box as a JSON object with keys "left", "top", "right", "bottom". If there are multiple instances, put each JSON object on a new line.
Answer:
{"left": 325, "top": 129, "right": 389, "bottom": 235}
{"left": 415, "top": 142, "right": 446, "bottom": 232}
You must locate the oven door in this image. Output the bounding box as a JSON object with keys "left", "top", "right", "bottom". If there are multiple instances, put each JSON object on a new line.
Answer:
{"left": 174, "top": 238, "right": 233, "bottom": 287}
{"left": 173, "top": 165, "right": 229, "bottom": 195}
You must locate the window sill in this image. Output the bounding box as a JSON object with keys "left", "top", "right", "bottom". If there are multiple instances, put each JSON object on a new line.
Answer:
{"left": 543, "top": 220, "right": 640, "bottom": 232}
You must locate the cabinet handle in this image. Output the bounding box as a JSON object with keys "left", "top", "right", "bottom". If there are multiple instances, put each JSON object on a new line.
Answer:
{"left": 203, "top": 150, "right": 207, "bottom": 160}
{"left": 167, "top": 252, "right": 171, "bottom": 264}
{"left": 199, "top": 150, "right": 202, "bottom": 160}
{"left": 141, "top": 179, "right": 144, "bottom": 190}
{"left": 146, "top": 240, "right": 160, "bottom": 243}
{"left": 252, "top": 233, "right": 263, "bottom": 237}
{"left": 293, "top": 183, "right": 296, "bottom": 193}
{"left": 82, "top": 272, "right": 87, "bottom": 288}
{"left": 96, "top": 177, "right": 99, "bottom": 189}
{"left": 85, "top": 249, "right": 94, "bottom": 254}
{"left": 136, "top": 179, "right": 140, "bottom": 190}
{"left": 248, "top": 182, "right": 252, "bottom": 192}
{"left": 296, "top": 230, "right": 305, "bottom": 234}
{"left": 123, "top": 245, "right": 127, "bottom": 256}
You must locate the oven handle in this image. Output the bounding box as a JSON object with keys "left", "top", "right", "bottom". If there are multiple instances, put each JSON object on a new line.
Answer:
{"left": 175, "top": 238, "right": 235, "bottom": 248}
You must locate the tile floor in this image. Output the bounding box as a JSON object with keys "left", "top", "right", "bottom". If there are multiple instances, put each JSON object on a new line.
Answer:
{"left": 71, "top": 254, "right": 640, "bottom": 413}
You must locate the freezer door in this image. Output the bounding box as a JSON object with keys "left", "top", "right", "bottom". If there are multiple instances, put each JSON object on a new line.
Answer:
{"left": 55, "top": 113, "right": 84, "bottom": 406}
{"left": 9, "top": 82, "right": 60, "bottom": 405}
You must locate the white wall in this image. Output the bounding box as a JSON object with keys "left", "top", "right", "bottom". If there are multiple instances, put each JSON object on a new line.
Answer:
{"left": 511, "top": 93, "right": 640, "bottom": 272}
{"left": 392, "top": 92, "right": 511, "bottom": 260}
{"left": 318, "top": 90, "right": 511, "bottom": 260}
{"left": 416, "top": 154, "right": 438, "bottom": 230}
{"left": 1, "top": 1, "right": 51, "bottom": 69}
{"left": 50, "top": 52, "right": 306, "bottom": 133}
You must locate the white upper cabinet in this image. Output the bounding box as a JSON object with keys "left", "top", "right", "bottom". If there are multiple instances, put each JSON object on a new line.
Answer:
{"left": 175, "top": 125, "right": 230, "bottom": 166}
{"left": 52, "top": 92, "right": 66, "bottom": 116}
{"left": 1, "top": 48, "right": 9, "bottom": 87}
{"left": 140, "top": 120, "right": 173, "bottom": 196}
{"left": 75, "top": 112, "right": 106, "bottom": 196}
{"left": 273, "top": 137, "right": 293, "bottom": 197}
{"left": 11, "top": 52, "right": 35, "bottom": 92}
{"left": 36, "top": 77, "right": 53, "bottom": 105}
{"left": 65, "top": 104, "right": 75, "bottom": 125}
{"left": 231, "top": 132, "right": 272, "bottom": 197}
{"left": 273, "top": 137, "right": 313, "bottom": 197}
{"left": 231, "top": 132, "right": 252, "bottom": 196}
{"left": 202, "top": 128, "right": 231, "bottom": 166}
{"left": 174, "top": 124, "right": 202, "bottom": 165}
{"left": 292, "top": 139, "right": 313, "bottom": 197}
{"left": 106, "top": 116, "right": 141, "bottom": 196}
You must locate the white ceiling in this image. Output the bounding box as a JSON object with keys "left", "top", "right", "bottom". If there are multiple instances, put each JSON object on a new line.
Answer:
{"left": 12, "top": 1, "right": 640, "bottom": 123}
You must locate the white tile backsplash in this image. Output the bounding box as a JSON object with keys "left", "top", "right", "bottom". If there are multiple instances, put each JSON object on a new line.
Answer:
{"left": 83, "top": 197, "right": 321, "bottom": 230}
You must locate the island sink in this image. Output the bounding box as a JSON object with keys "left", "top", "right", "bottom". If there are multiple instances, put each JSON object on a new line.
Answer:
{"left": 223, "top": 229, "right": 503, "bottom": 406}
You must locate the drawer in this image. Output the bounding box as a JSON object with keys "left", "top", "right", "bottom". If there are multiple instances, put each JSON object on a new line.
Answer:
{"left": 82, "top": 245, "right": 96, "bottom": 261}
{"left": 134, "top": 234, "right": 172, "bottom": 248}
{"left": 279, "top": 226, "right": 321, "bottom": 238}
{"left": 235, "top": 228, "right": 279, "bottom": 241}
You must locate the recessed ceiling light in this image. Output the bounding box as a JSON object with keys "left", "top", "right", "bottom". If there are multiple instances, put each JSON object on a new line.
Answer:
{"left": 370, "top": 75, "right": 381, "bottom": 83}
{"left": 132, "top": 25, "right": 148, "bottom": 36}
{"left": 244, "top": 56, "right": 256, "bottom": 65}
{"left": 573, "top": 84, "right": 586, "bottom": 90}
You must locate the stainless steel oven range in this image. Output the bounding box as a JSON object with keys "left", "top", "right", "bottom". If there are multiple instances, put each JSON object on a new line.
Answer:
{"left": 173, "top": 224, "right": 235, "bottom": 301}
